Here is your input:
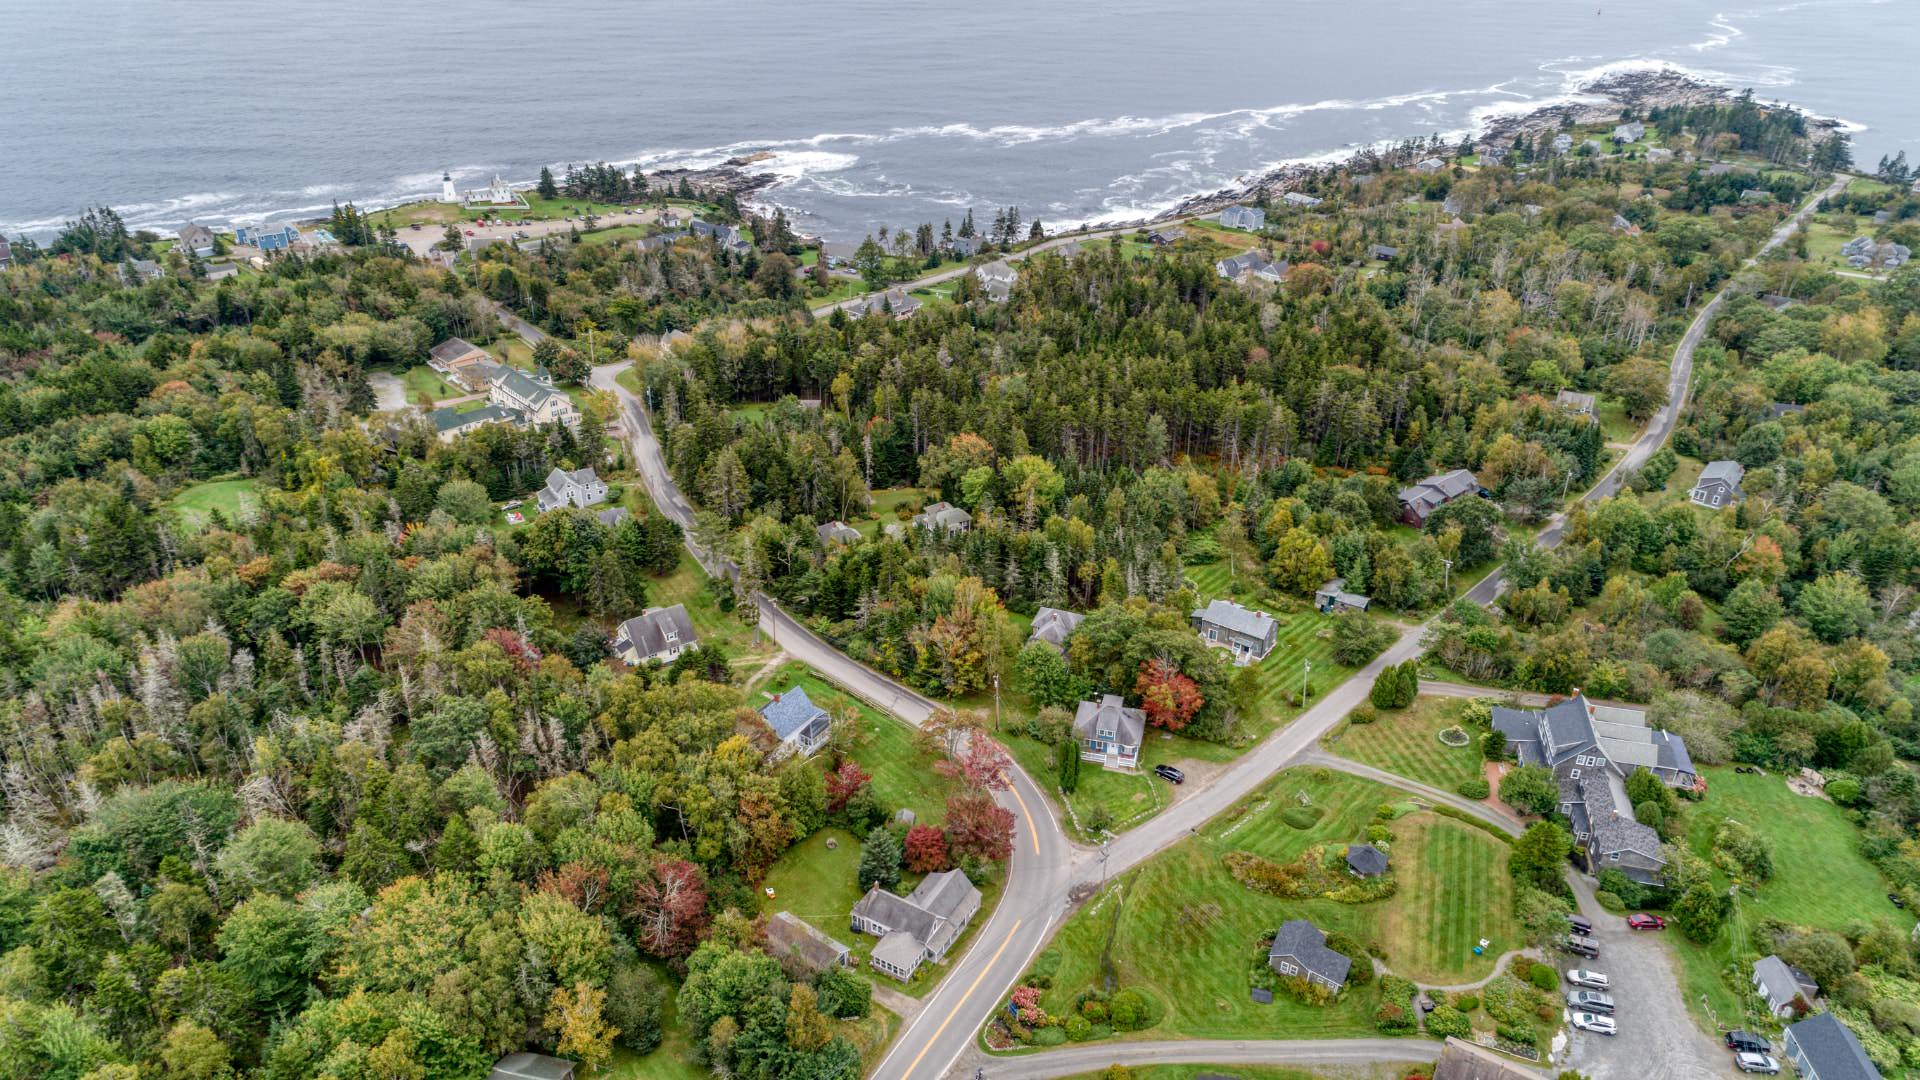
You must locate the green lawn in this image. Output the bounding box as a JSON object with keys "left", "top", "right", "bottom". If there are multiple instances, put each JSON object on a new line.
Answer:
{"left": 861, "top": 488, "right": 930, "bottom": 535}
{"left": 1670, "top": 766, "right": 1900, "bottom": 1030}
{"left": 398, "top": 364, "right": 469, "bottom": 403}
{"left": 1032, "top": 768, "right": 1518, "bottom": 1043}
{"left": 172, "top": 477, "right": 260, "bottom": 530}
{"left": 1183, "top": 562, "right": 1363, "bottom": 740}
{"left": 1326, "top": 696, "right": 1485, "bottom": 794}
{"left": 1596, "top": 398, "right": 1639, "bottom": 444}
{"left": 1002, "top": 735, "right": 1167, "bottom": 839}
{"left": 642, "top": 546, "right": 764, "bottom": 655}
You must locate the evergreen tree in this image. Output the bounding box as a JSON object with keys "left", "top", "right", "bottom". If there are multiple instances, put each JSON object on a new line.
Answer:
{"left": 538, "top": 166, "right": 560, "bottom": 199}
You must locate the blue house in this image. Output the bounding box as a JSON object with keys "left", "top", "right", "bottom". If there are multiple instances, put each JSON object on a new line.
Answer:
{"left": 759, "top": 686, "right": 832, "bottom": 760}
{"left": 235, "top": 224, "right": 302, "bottom": 251}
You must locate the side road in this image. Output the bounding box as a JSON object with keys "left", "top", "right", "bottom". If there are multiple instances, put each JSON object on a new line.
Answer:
{"left": 970, "top": 1038, "right": 1442, "bottom": 1079}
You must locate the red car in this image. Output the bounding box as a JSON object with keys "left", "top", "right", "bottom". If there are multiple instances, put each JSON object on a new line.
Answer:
{"left": 1627, "top": 913, "right": 1666, "bottom": 930}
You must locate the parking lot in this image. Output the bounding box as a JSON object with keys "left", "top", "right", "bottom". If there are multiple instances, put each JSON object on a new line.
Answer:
{"left": 1559, "top": 889, "right": 1729, "bottom": 1080}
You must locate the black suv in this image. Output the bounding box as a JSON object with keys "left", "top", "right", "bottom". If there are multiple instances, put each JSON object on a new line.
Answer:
{"left": 1566, "top": 913, "right": 1594, "bottom": 935}
{"left": 1153, "top": 764, "right": 1185, "bottom": 785}
{"left": 1727, "top": 1031, "right": 1771, "bottom": 1054}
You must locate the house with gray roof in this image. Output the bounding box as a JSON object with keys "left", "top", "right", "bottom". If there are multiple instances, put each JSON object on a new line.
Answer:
{"left": 534, "top": 466, "right": 607, "bottom": 512}
{"left": 491, "top": 366, "right": 580, "bottom": 428}
{"left": 1074, "top": 694, "right": 1145, "bottom": 772}
{"left": 758, "top": 685, "right": 832, "bottom": 759}
{"left": 597, "top": 506, "right": 631, "bottom": 529}
{"left": 848, "top": 287, "right": 920, "bottom": 320}
{"left": 1314, "top": 579, "right": 1370, "bottom": 613}
{"left": 1754, "top": 955, "right": 1818, "bottom": 1018}
{"left": 764, "top": 911, "right": 852, "bottom": 975}
{"left": 1611, "top": 122, "right": 1646, "bottom": 143}
{"left": 1191, "top": 599, "right": 1279, "bottom": 663}
{"left": 1433, "top": 1037, "right": 1539, "bottom": 1080}
{"left": 1414, "top": 157, "right": 1447, "bottom": 172}
{"left": 124, "top": 258, "right": 164, "bottom": 282}
{"left": 1551, "top": 133, "right": 1574, "bottom": 154}
{"left": 690, "top": 218, "right": 750, "bottom": 254}
{"left": 612, "top": 604, "right": 697, "bottom": 666}
{"left": 850, "top": 869, "right": 982, "bottom": 981}
{"left": 1555, "top": 389, "right": 1597, "bottom": 417}
{"left": 1220, "top": 205, "right": 1266, "bottom": 231}
{"left": 1282, "top": 192, "right": 1323, "bottom": 208}
{"left": 429, "top": 337, "right": 495, "bottom": 390}
{"left": 491, "top": 1053, "right": 574, "bottom": 1080}
{"left": 1396, "top": 468, "right": 1482, "bottom": 526}
{"left": 427, "top": 403, "right": 515, "bottom": 442}
{"left": 636, "top": 229, "right": 690, "bottom": 253}
{"left": 1492, "top": 693, "right": 1695, "bottom": 883}
{"left": 1345, "top": 844, "right": 1388, "bottom": 877}
{"left": 912, "top": 500, "right": 972, "bottom": 535}
{"left": 1741, "top": 188, "right": 1775, "bottom": 203}
{"left": 1769, "top": 401, "right": 1806, "bottom": 419}
{"left": 1267, "top": 919, "right": 1352, "bottom": 991}
{"left": 973, "top": 260, "right": 1017, "bottom": 303}
{"left": 1784, "top": 1013, "right": 1881, "bottom": 1080}
{"left": 1647, "top": 147, "right": 1675, "bottom": 163}
{"left": 1479, "top": 145, "right": 1511, "bottom": 165}
{"left": 1690, "top": 460, "right": 1744, "bottom": 509}
{"left": 177, "top": 223, "right": 217, "bottom": 258}
{"left": 1027, "top": 606, "right": 1084, "bottom": 653}
{"left": 1369, "top": 244, "right": 1399, "bottom": 261}
{"left": 816, "top": 520, "right": 863, "bottom": 547}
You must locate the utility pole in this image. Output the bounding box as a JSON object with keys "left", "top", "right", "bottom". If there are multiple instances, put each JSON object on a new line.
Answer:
{"left": 1100, "top": 841, "right": 1110, "bottom": 883}
{"left": 1302, "top": 658, "right": 1312, "bottom": 711}
{"left": 1441, "top": 557, "right": 1453, "bottom": 594}
{"left": 992, "top": 674, "right": 1001, "bottom": 732}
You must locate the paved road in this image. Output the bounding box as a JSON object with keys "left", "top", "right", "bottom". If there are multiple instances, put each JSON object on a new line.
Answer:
{"left": 975, "top": 1038, "right": 1441, "bottom": 1079}
{"left": 1462, "top": 175, "right": 1848, "bottom": 606}
{"left": 395, "top": 206, "right": 665, "bottom": 259}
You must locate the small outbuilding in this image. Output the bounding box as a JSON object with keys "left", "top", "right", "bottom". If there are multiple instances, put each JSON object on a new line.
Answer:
{"left": 1345, "top": 843, "right": 1389, "bottom": 877}
{"left": 764, "top": 911, "right": 854, "bottom": 975}
{"left": 490, "top": 1053, "right": 575, "bottom": 1080}
{"left": 1267, "top": 919, "right": 1351, "bottom": 992}
{"left": 1754, "top": 954, "right": 1818, "bottom": 1018}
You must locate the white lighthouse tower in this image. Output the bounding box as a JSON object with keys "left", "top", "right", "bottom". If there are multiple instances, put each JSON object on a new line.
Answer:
{"left": 440, "top": 171, "right": 459, "bottom": 204}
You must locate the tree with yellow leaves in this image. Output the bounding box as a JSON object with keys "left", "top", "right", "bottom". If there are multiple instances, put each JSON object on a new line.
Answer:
{"left": 547, "top": 982, "right": 618, "bottom": 1075}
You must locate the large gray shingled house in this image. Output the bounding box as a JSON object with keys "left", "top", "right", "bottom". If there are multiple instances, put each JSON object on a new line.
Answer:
{"left": 1191, "top": 599, "right": 1279, "bottom": 663}
{"left": 1492, "top": 693, "right": 1695, "bottom": 884}
{"left": 850, "top": 869, "right": 982, "bottom": 982}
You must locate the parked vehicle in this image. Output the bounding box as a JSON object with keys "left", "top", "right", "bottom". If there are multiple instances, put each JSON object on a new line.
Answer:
{"left": 1567, "top": 990, "right": 1615, "bottom": 1014}
{"left": 1566, "top": 914, "right": 1594, "bottom": 935}
{"left": 1627, "top": 913, "right": 1666, "bottom": 930}
{"left": 1735, "top": 1053, "right": 1781, "bottom": 1074}
{"left": 1571, "top": 1012, "right": 1617, "bottom": 1035}
{"left": 1562, "top": 934, "right": 1600, "bottom": 958}
{"left": 1153, "top": 764, "right": 1185, "bottom": 784}
{"left": 1566, "top": 969, "right": 1610, "bottom": 990}
{"left": 1726, "top": 1032, "right": 1770, "bottom": 1054}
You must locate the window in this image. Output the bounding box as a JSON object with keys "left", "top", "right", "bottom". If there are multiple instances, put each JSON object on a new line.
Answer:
{"left": 1278, "top": 960, "right": 1297, "bottom": 975}
{"left": 1560, "top": 803, "right": 1572, "bottom": 814}
{"left": 1570, "top": 767, "right": 1582, "bottom": 779}
{"left": 1207, "top": 629, "right": 1217, "bottom": 641}
{"left": 1609, "top": 852, "right": 1620, "bottom": 861}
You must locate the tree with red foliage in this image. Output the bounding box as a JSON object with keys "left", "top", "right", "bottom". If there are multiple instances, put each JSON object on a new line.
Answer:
{"left": 537, "top": 862, "right": 612, "bottom": 913}
{"left": 825, "top": 760, "right": 871, "bottom": 814}
{"left": 943, "top": 790, "right": 1014, "bottom": 863}
{"left": 1134, "top": 658, "right": 1203, "bottom": 732}
{"left": 629, "top": 857, "right": 710, "bottom": 959}
{"left": 483, "top": 626, "right": 542, "bottom": 670}
{"left": 903, "top": 824, "right": 951, "bottom": 873}
{"left": 935, "top": 737, "right": 1011, "bottom": 792}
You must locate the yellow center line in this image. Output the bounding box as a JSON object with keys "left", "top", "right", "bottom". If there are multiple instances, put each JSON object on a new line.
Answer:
{"left": 900, "top": 920, "right": 1022, "bottom": 1080}
{"left": 1006, "top": 776, "right": 1040, "bottom": 854}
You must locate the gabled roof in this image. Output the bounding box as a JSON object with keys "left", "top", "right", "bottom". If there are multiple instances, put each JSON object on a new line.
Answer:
{"left": 614, "top": 604, "right": 697, "bottom": 660}
{"left": 851, "top": 869, "right": 981, "bottom": 957}
{"left": 1556, "top": 389, "right": 1597, "bottom": 414}
{"left": 1698, "top": 460, "right": 1745, "bottom": 487}
{"left": 1028, "top": 606, "right": 1084, "bottom": 649}
{"left": 496, "top": 367, "right": 562, "bottom": 410}
{"left": 816, "top": 520, "right": 863, "bottom": 545}
{"left": 491, "top": 1054, "right": 575, "bottom": 1080}
{"left": 1397, "top": 469, "right": 1481, "bottom": 510}
{"left": 1786, "top": 1013, "right": 1880, "bottom": 1080}
{"left": 597, "top": 506, "right": 631, "bottom": 528}
{"left": 429, "top": 403, "right": 512, "bottom": 433}
{"left": 1755, "top": 954, "right": 1817, "bottom": 1006}
{"left": 1192, "top": 599, "right": 1276, "bottom": 640}
{"left": 759, "top": 686, "right": 829, "bottom": 740}
{"left": 975, "top": 261, "right": 1017, "bottom": 285}
{"left": 432, "top": 338, "right": 487, "bottom": 365}
{"left": 764, "top": 911, "right": 850, "bottom": 973}
{"left": 1073, "top": 694, "right": 1145, "bottom": 748}
{"left": 1434, "top": 1037, "right": 1540, "bottom": 1080}
{"left": 1268, "top": 919, "right": 1352, "bottom": 984}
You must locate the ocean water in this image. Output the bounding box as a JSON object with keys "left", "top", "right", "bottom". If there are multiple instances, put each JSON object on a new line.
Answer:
{"left": 0, "top": 0, "right": 1910, "bottom": 242}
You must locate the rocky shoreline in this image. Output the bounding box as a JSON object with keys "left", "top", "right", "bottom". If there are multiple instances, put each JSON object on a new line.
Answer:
{"left": 1156, "top": 68, "right": 1842, "bottom": 223}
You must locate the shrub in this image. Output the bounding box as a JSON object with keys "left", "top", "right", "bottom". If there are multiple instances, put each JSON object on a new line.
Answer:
{"left": 1030, "top": 1026, "right": 1067, "bottom": 1047}
{"left": 1497, "top": 1022, "right": 1539, "bottom": 1049}
{"left": 813, "top": 966, "right": 872, "bottom": 1020}
{"left": 1456, "top": 778, "right": 1491, "bottom": 800}
{"left": 1827, "top": 777, "right": 1864, "bottom": 806}
{"left": 1109, "top": 988, "right": 1152, "bottom": 1031}
{"left": 1080, "top": 999, "right": 1109, "bottom": 1022}
{"left": 1426, "top": 1004, "right": 1471, "bottom": 1039}
{"left": 1454, "top": 994, "right": 1479, "bottom": 1012}
{"left": 1593, "top": 890, "right": 1625, "bottom": 913}
{"left": 1280, "top": 806, "right": 1325, "bottom": 829}
{"left": 1324, "top": 931, "right": 1377, "bottom": 987}
{"left": 1063, "top": 1015, "right": 1092, "bottom": 1042}
{"left": 1350, "top": 703, "right": 1380, "bottom": 725}
{"left": 1527, "top": 963, "right": 1557, "bottom": 991}
{"left": 1365, "top": 823, "right": 1392, "bottom": 844}
{"left": 1374, "top": 976, "right": 1418, "bottom": 1032}
{"left": 1596, "top": 868, "right": 1649, "bottom": 908}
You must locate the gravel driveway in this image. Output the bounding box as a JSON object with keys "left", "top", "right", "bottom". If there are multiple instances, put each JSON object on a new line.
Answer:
{"left": 1559, "top": 880, "right": 1726, "bottom": 1080}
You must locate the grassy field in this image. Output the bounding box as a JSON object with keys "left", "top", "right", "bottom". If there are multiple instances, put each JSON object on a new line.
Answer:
{"left": 1033, "top": 767, "right": 1519, "bottom": 1042}
{"left": 1002, "top": 735, "right": 1167, "bottom": 839}
{"left": 1184, "top": 560, "right": 1362, "bottom": 738}
{"left": 1326, "top": 696, "right": 1485, "bottom": 794}
{"left": 640, "top": 545, "right": 766, "bottom": 656}
{"left": 173, "top": 477, "right": 260, "bottom": 530}
{"left": 398, "top": 364, "right": 469, "bottom": 403}
{"left": 1671, "top": 766, "right": 1899, "bottom": 1028}
{"left": 1596, "top": 398, "right": 1639, "bottom": 444}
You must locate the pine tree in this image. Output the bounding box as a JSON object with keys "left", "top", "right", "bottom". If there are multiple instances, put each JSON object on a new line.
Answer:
{"left": 537, "top": 166, "right": 559, "bottom": 200}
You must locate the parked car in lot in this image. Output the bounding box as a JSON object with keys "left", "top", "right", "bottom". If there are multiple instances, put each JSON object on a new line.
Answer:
{"left": 1566, "top": 913, "right": 1594, "bottom": 935}
{"left": 1153, "top": 764, "right": 1184, "bottom": 784}
{"left": 1627, "top": 913, "right": 1666, "bottom": 930}
{"left": 1735, "top": 1053, "right": 1781, "bottom": 1074}
{"left": 1726, "top": 1031, "right": 1770, "bottom": 1054}
{"left": 1562, "top": 934, "right": 1600, "bottom": 958}
{"left": 1565, "top": 969, "right": 1610, "bottom": 990}
{"left": 1567, "top": 990, "right": 1615, "bottom": 1014}
{"left": 1571, "top": 1011, "right": 1617, "bottom": 1035}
